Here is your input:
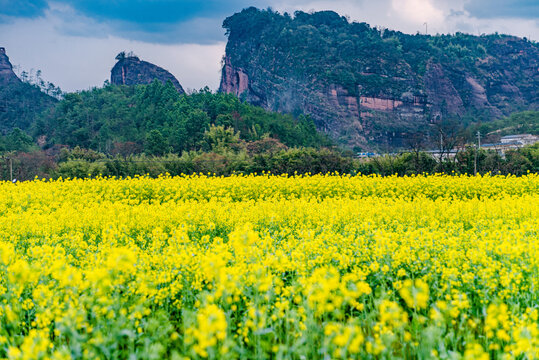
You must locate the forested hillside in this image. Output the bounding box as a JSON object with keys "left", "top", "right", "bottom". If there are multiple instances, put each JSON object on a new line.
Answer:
{"left": 34, "top": 81, "right": 330, "bottom": 155}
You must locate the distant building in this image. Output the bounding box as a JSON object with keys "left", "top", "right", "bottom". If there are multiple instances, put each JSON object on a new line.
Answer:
{"left": 500, "top": 134, "right": 538, "bottom": 146}
{"left": 357, "top": 152, "right": 379, "bottom": 158}
{"left": 479, "top": 134, "right": 538, "bottom": 159}
{"left": 481, "top": 142, "right": 520, "bottom": 151}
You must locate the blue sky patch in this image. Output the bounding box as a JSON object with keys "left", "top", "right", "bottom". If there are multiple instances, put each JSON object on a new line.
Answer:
{"left": 0, "top": 0, "right": 48, "bottom": 18}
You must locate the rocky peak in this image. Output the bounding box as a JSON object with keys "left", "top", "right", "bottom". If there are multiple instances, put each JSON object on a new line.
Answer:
{"left": 111, "top": 53, "right": 185, "bottom": 94}
{"left": 0, "top": 47, "right": 20, "bottom": 84}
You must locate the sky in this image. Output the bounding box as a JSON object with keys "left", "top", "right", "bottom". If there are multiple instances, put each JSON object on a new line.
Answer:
{"left": 0, "top": 0, "right": 537, "bottom": 93}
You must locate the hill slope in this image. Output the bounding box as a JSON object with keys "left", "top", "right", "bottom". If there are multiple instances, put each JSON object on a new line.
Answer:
{"left": 220, "top": 8, "right": 539, "bottom": 149}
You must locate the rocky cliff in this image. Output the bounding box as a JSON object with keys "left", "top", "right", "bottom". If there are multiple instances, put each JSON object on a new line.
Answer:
{"left": 111, "top": 54, "right": 185, "bottom": 94}
{"left": 220, "top": 8, "right": 539, "bottom": 149}
{"left": 0, "top": 47, "right": 20, "bottom": 85}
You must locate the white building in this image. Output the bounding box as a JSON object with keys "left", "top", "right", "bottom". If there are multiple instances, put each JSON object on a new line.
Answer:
{"left": 500, "top": 134, "right": 538, "bottom": 146}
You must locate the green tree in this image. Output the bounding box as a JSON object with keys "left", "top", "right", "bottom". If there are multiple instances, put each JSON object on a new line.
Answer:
{"left": 145, "top": 129, "right": 168, "bottom": 156}
{"left": 202, "top": 125, "right": 241, "bottom": 153}
{"left": 2, "top": 128, "right": 35, "bottom": 152}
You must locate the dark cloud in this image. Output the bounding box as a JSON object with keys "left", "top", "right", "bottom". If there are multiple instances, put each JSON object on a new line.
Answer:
{"left": 0, "top": 0, "right": 269, "bottom": 43}
{"left": 464, "top": 0, "right": 539, "bottom": 19}
{"left": 103, "top": 17, "right": 227, "bottom": 44}
{"left": 0, "top": 0, "right": 48, "bottom": 18}
{"left": 58, "top": 0, "right": 254, "bottom": 25}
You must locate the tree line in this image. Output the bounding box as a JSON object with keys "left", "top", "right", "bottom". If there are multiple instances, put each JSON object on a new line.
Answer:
{"left": 1, "top": 142, "right": 537, "bottom": 181}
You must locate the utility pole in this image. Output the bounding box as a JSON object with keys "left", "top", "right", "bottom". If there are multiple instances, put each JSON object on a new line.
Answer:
{"left": 438, "top": 132, "right": 444, "bottom": 167}
{"left": 477, "top": 131, "right": 481, "bottom": 148}
{"left": 474, "top": 131, "right": 480, "bottom": 176}
{"left": 424, "top": 22, "right": 428, "bottom": 35}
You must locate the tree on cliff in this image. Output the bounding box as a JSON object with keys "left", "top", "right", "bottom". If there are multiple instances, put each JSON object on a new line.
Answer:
{"left": 115, "top": 52, "right": 126, "bottom": 61}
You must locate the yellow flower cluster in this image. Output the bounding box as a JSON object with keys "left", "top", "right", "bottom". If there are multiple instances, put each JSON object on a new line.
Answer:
{"left": 0, "top": 173, "right": 537, "bottom": 359}
{"left": 398, "top": 278, "right": 429, "bottom": 310}
{"left": 186, "top": 304, "right": 228, "bottom": 358}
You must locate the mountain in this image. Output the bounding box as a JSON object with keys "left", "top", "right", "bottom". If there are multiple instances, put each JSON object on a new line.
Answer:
{"left": 111, "top": 52, "right": 185, "bottom": 93}
{"left": 0, "top": 47, "right": 57, "bottom": 134}
{"left": 220, "top": 8, "right": 539, "bottom": 150}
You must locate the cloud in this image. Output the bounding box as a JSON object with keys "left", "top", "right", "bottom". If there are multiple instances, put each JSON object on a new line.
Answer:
{"left": 97, "top": 17, "right": 226, "bottom": 45}
{"left": 3, "top": 1, "right": 538, "bottom": 44}
{"left": 464, "top": 0, "right": 539, "bottom": 19}
{"left": 0, "top": 9, "right": 226, "bottom": 92}
{"left": 271, "top": 0, "right": 442, "bottom": 34}
{"left": 390, "top": 0, "right": 444, "bottom": 26}
{"left": 271, "top": 0, "right": 538, "bottom": 38}
{"left": 45, "top": 2, "right": 111, "bottom": 38}
{"left": 4, "top": 0, "right": 268, "bottom": 44}
{"left": 2, "top": 0, "right": 270, "bottom": 43}
{"left": 45, "top": 2, "right": 226, "bottom": 44}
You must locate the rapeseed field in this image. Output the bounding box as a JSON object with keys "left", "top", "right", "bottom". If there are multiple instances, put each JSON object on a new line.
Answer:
{"left": 0, "top": 174, "right": 537, "bottom": 359}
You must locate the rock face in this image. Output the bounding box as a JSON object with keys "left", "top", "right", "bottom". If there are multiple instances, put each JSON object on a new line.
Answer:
{"left": 423, "top": 62, "right": 464, "bottom": 118}
{"left": 0, "top": 47, "right": 20, "bottom": 84}
{"left": 220, "top": 56, "right": 250, "bottom": 98}
{"left": 111, "top": 55, "right": 185, "bottom": 94}
{"left": 220, "top": 8, "right": 539, "bottom": 149}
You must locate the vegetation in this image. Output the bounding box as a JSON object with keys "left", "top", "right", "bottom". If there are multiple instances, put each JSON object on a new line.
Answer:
{"left": 0, "top": 174, "right": 537, "bottom": 358}
{"left": 0, "top": 128, "right": 37, "bottom": 153}
{"left": 473, "top": 111, "right": 539, "bottom": 139}
{"left": 1, "top": 143, "right": 537, "bottom": 181}
{"left": 0, "top": 80, "right": 537, "bottom": 181}
{"left": 0, "top": 80, "right": 57, "bottom": 134}
{"left": 34, "top": 81, "right": 330, "bottom": 154}
{"left": 16, "top": 68, "right": 63, "bottom": 99}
